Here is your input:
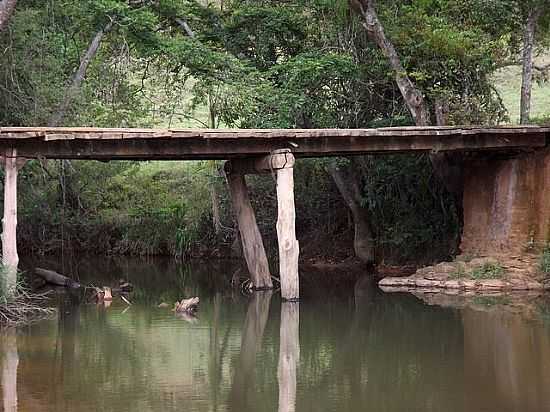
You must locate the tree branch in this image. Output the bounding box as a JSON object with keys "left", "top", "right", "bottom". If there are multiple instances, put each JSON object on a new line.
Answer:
{"left": 49, "top": 19, "right": 115, "bottom": 126}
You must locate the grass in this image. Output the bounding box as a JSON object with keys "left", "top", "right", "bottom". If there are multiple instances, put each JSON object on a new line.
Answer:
{"left": 539, "top": 247, "right": 550, "bottom": 275}
{"left": 450, "top": 261, "right": 505, "bottom": 280}
{"left": 493, "top": 54, "right": 550, "bottom": 124}
{"left": 471, "top": 262, "right": 505, "bottom": 279}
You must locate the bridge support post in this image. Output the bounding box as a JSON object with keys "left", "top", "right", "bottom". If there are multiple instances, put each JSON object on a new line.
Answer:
{"left": 225, "top": 149, "right": 299, "bottom": 299}
{"left": 275, "top": 158, "right": 299, "bottom": 301}
{"left": 226, "top": 170, "right": 273, "bottom": 290}
{"left": 1, "top": 148, "right": 24, "bottom": 296}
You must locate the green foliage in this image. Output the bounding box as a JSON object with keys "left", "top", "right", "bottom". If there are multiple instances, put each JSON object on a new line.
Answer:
{"left": 471, "top": 262, "right": 505, "bottom": 280}
{"left": 3, "top": 0, "right": 547, "bottom": 263}
{"left": 539, "top": 247, "right": 550, "bottom": 275}
{"left": 361, "top": 155, "right": 460, "bottom": 261}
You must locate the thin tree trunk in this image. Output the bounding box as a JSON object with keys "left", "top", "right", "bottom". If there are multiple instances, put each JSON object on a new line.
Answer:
{"left": 353, "top": 0, "right": 430, "bottom": 126}
{"left": 175, "top": 17, "right": 195, "bottom": 38}
{"left": 0, "top": 0, "right": 17, "bottom": 32}
{"left": 327, "top": 160, "right": 375, "bottom": 264}
{"left": 520, "top": 8, "right": 541, "bottom": 125}
{"left": 49, "top": 20, "right": 114, "bottom": 126}
{"left": 211, "top": 183, "right": 221, "bottom": 235}
{"left": 353, "top": 1, "right": 464, "bottom": 203}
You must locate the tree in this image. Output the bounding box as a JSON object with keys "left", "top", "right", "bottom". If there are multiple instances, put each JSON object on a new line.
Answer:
{"left": 519, "top": 1, "right": 550, "bottom": 124}
{"left": 0, "top": 0, "right": 17, "bottom": 32}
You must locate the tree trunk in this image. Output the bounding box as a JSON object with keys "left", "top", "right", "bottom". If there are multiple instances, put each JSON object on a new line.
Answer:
{"left": 175, "top": 17, "right": 195, "bottom": 38}
{"left": 354, "top": 0, "right": 430, "bottom": 126}
{"left": 211, "top": 183, "right": 221, "bottom": 236}
{"left": 0, "top": 0, "right": 17, "bottom": 32}
{"left": 520, "top": 8, "right": 541, "bottom": 125}
{"left": 327, "top": 160, "right": 375, "bottom": 264}
{"left": 34, "top": 267, "right": 81, "bottom": 289}
{"left": 226, "top": 173, "right": 273, "bottom": 289}
{"left": 49, "top": 20, "right": 114, "bottom": 126}
{"left": 353, "top": 0, "right": 464, "bottom": 205}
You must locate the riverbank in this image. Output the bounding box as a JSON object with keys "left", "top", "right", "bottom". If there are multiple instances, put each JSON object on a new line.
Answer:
{"left": 379, "top": 254, "right": 550, "bottom": 293}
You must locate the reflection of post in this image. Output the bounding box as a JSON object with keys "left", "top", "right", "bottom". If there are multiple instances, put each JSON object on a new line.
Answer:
{"left": 2, "top": 329, "right": 19, "bottom": 412}
{"left": 278, "top": 302, "right": 299, "bottom": 412}
{"left": 228, "top": 291, "right": 273, "bottom": 410}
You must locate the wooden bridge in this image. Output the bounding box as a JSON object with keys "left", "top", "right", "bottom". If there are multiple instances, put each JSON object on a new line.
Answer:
{"left": 0, "top": 126, "right": 549, "bottom": 299}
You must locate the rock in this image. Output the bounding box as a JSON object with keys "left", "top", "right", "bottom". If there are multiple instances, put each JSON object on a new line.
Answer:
{"left": 435, "top": 263, "right": 456, "bottom": 274}
{"left": 461, "top": 280, "right": 476, "bottom": 290}
{"left": 415, "top": 279, "right": 436, "bottom": 288}
{"left": 158, "top": 302, "right": 170, "bottom": 308}
{"left": 478, "top": 280, "right": 506, "bottom": 290}
{"left": 444, "top": 280, "right": 461, "bottom": 289}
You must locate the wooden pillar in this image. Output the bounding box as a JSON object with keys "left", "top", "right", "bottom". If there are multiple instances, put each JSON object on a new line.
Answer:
{"left": 276, "top": 152, "right": 299, "bottom": 301}
{"left": 278, "top": 302, "right": 299, "bottom": 412}
{"left": 226, "top": 171, "right": 273, "bottom": 290}
{"left": 1, "top": 148, "right": 22, "bottom": 296}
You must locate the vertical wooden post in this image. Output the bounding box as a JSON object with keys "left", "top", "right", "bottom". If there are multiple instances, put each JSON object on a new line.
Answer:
{"left": 278, "top": 302, "right": 299, "bottom": 412}
{"left": 227, "top": 171, "right": 273, "bottom": 290}
{"left": 276, "top": 153, "right": 299, "bottom": 301}
{"left": 1, "top": 148, "right": 20, "bottom": 295}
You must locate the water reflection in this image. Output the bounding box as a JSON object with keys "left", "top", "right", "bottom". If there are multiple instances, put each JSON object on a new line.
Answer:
{"left": 228, "top": 291, "right": 273, "bottom": 411}
{"left": 278, "top": 302, "right": 299, "bottom": 412}
{"left": 463, "top": 309, "right": 550, "bottom": 412}
{"left": 1, "top": 328, "right": 19, "bottom": 412}
{"left": 2, "top": 258, "right": 550, "bottom": 412}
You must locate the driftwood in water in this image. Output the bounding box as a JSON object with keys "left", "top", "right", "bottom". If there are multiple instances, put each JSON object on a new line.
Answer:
{"left": 34, "top": 268, "right": 81, "bottom": 289}
{"left": 174, "top": 297, "right": 199, "bottom": 314}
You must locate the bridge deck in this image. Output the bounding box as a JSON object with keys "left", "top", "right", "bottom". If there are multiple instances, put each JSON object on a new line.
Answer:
{"left": 0, "top": 126, "right": 547, "bottom": 160}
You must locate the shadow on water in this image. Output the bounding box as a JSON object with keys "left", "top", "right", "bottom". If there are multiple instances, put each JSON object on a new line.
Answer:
{"left": 2, "top": 258, "right": 550, "bottom": 412}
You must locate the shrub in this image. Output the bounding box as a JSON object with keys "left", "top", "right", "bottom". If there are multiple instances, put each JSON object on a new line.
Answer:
{"left": 471, "top": 262, "right": 505, "bottom": 279}
{"left": 539, "top": 247, "right": 550, "bottom": 275}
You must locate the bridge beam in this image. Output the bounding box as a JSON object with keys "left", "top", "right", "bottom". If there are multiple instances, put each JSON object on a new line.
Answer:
{"left": 1, "top": 149, "right": 25, "bottom": 296}
{"left": 225, "top": 149, "right": 299, "bottom": 300}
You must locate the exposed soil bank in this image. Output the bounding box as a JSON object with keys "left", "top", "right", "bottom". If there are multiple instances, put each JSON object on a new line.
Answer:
{"left": 461, "top": 148, "right": 550, "bottom": 255}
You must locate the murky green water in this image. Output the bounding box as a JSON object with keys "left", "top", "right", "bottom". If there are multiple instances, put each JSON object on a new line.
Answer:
{"left": 2, "top": 258, "right": 550, "bottom": 412}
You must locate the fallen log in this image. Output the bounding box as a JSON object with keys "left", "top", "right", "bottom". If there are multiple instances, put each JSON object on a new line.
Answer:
{"left": 34, "top": 268, "right": 81, "bottom": 289}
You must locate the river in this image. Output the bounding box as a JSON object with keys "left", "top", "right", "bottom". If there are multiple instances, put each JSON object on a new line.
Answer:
{"left": 1, "top": 257, "right": 550, "bottom": 412}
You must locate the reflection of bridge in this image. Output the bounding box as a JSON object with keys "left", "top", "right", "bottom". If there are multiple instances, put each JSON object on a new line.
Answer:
{"left": 0, "top": 126, "right": 549, "bottom": 299}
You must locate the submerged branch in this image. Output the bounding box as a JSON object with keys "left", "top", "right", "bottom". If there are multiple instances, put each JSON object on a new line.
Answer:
{"left": 0, "top": 288, "right": 55, "bottom": 326}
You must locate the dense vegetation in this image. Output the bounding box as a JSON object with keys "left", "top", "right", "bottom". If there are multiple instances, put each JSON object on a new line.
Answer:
{"left": 1, "top": 0, "right": 549, "bottom": 266}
